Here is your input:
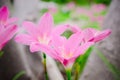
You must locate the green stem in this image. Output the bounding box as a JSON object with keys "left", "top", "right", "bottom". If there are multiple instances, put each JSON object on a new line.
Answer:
{"left": 43, "top": 53, "right": 49, "bottom": 80}
{"left": 66, "top": 69, "right": 72, "bottom": 80}
{"left": 74, "top": 70, "right": 79, "bottom": 80}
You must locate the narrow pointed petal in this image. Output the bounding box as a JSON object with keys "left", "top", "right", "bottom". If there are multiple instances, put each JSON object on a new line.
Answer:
{"left": 82, "top": 28, "right": 96, "bottom": 42}
{"left": 38, "top": 12, "right": 53, "bottom": 35}
{"left": 52, "top": 24, "right": 69, "bottom": 35}
{"left": 0, "top": 6, "right": 9, "bottom": 25}
{"left": 0, "top": 25, "right": 17, "bottom": 45}
{"left": 23, "top": 21, "right": 39, "bottom": 37}
{"left": 90, "top": 29, "right": 111, "bottom": 42}
{"left": 15, "top": 34, "right": 36, "bottom": 45}
{"left": 69, "top": 25, "right": 81, "bottom": 33}
{"left": 75, "top": 42, "right": 94, "bottom": 57}
{"left": 65, "top": 32, "right": 83, "bottom": 52}
{"left": 5, "top": 17, "right": 18, "bottom": 26}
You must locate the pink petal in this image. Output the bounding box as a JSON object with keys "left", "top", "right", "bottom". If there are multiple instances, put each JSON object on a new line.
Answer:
{"left": 65, "top": 32, "right": 83, "bottom": 53}
{"left": 82, "top": 28, "right": 96, "bottom": 42}
{"left": 50, "top": 34, "right": 67, "bottom": 47}
{"left": 74, "top": 42, "right": 94, "bottom": 57}
{"left": 0, "top": 6, "right": 9, "bottom": 25}
{"left": 90, "top": 29, "right": 111, "bottom": 42}
{"left": 5, "top": 17, "right": 18, "bottom": 27}
{"left": 22, "top": 21, "right": 39, "bottom": 37}
{"left": 30, "top": 42, "right": 57, "bottom": 59}
{"left": 38, "top": 12, "right": 53, "bottom": 36}
{"left": 0, "top": 25, "right": 17, "bottom": 45}
{"left": 15, "top": 34, "right": 36, "bottom": 45}
{"left": 69, "top": 25, "right": 81, "bottom": 33}
{"left": 52, "top": 24, "right": 69, "bottom": 36}
{"left": 0, "top": 42, "right": 6, "bottom": 50}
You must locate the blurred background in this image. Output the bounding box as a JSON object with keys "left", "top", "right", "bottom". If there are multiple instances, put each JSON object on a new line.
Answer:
{"left": 0, "top": 0, "right": 120, "bottom": 80}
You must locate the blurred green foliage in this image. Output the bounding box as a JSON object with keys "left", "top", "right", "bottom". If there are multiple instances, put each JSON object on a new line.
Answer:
{"left": 42, "top": 0, "right": 112, "bottom": 5}
{"left": 53, "top": 11, "right": 70, "bottom": 24}
{"left": 93, "top": 0, "right": 111, "bottom": 5}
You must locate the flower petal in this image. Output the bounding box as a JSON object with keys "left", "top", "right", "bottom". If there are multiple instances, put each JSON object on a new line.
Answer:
{"left": 69, "top": 25, "right": 81, "bottom": 33}
{"left": 74, "top": 42, "right": 94, "bottom": 57}
{"left": 82, "top": 28, "right": 96, "bottom": 42}
{"left": 0, "top": 6, "right": 9, "bottom": 25}
{"left": 0, "top": 25, "right": 17, "bottom": 45}
{"left": 52, "top": 24, "right": 69, "bottom": 36}
{"left": 50, "top": 34, "right": 67, "bottom": 47}
{"left": 15, "top": 34, "right": 36, "bottom": 45}
{"left": 90, "top": 29, "right": 111, "bottom": 42}
{"left": 65, "top": 32, "right": 83, "bottom": 53}
{"left": 38, "top": 12, "right": 53, "bottom": 36}
{"left": 5, "top": 17, "right": 18, "bottom": 27}
{"left": 30, "top": 42, "right": 58, "bottom": 59}
{"left": 22, "top": 21, "right": 39, "bottom": 37}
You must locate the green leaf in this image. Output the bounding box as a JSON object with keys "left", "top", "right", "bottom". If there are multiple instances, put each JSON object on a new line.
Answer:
{"left": 73, "top": 46, "right": 93, "bottom": 79}
{"left": 12, "top": 71, "right": 26, "bottom": 80}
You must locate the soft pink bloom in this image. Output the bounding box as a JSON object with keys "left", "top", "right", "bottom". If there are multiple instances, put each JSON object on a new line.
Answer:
{"left": 48, "top": 7, "right": 58, "bottom": 14}
{"left": 51, "top": 33, "right": 93, "bottom": 68}
{"left": 69, "top": 26, "right": 111, "bottom": 43}
{"left": 15, "top": 13, "right": 68, "bottom": 53}
{"left": 33, "top": 32, "right": 93, "bottom": 68}
{"left": 0, "top": 6, "right": 18, "bottom": 50}
{"left": 67, "top": 2, "right": 75, "bottom": 10}
{"left": 91, "top": 4, "right": 106, "bottom": 13}
{"left": 76, "top": 7, "right": 89, "bottom": 15}
{"left": 96, "top": 16, "right": 104, "bottom": 26}
{"left": 81, "top": 28, "right": 111, "bottom": 43}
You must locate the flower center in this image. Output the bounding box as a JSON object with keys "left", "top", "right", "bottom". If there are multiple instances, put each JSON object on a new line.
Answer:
{"left": 38, "top": 36, "right": 50, "bottom": 45}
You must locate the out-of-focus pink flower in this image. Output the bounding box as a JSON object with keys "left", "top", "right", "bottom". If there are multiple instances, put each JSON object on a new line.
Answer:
{"left": 96, "top": 16, "right": 104, "bottom": 26}
{"left": 81, "top": 28, "right": 111, "bottom": 43}
{"left": 67, "top": 2, "right": 75, "bottom": 10}
{"left": 15, "top": 13, "right": 68, "bottom": 53}
{"left": 48, "top": 7, "right": 58, "bottom": 14}
{"left": 0, "top": 6, "right": 18, "bottom": 50}
{"left": 76, "top": 7, "right": 89, "bottom": 15}
{"left": 88, "top": 14, "right": 104, "bottom": 26}
{"left": 91, "top": 4, "right": 106, "bottom": 13}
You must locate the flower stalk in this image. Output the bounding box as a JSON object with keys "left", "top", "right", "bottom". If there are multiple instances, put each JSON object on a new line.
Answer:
{"left": 74, "top": 69, "right": 79, "bottom": 80}
{"left": 66, "top": 69, "right": 72, "bottom": 80}
{"left": 43, "top": 53, "right": 49, "bottom": 80}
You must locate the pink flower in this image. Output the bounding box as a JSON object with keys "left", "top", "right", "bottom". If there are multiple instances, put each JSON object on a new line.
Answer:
{"left": 0, "top": 6, "right": 18, "bottom": 50}
{"left": 0, "top": 6, "right": 17, "bottom": 27}
{"left": 51, "top": 33, "right": 93, "bottom": 68}
{"left": 76, "top": 7, "right": 89, "bottom": 15}
{"left": 91, "top": 4, "right": 106, "bottom": 13}
{"left": 67, "top": 2, "right": 75, "bottom": 10}
{"left": 69, "top": 26, "right": 111, "bottom": 43}
{"left": 34, "top": 32, "right": 93, "bottom": 68}
{"left": 48, "top": 7, "right": 58, "bottom": 14}
{"left": 15, "top": 13, "right": 68, "bottom": 53}
{"left": 81, "top": 28, "right": 111, "bottom": 43}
